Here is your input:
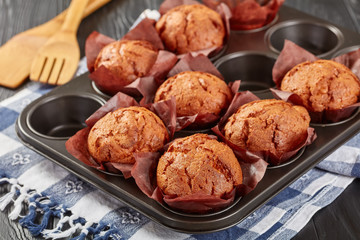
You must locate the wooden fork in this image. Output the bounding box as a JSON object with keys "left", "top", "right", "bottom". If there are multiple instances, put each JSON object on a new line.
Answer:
{"left": 30, "top": 0, "right": 89, "bottom": 85}
{"left": 0, "top": 0, "right": 111, "bottom": 88}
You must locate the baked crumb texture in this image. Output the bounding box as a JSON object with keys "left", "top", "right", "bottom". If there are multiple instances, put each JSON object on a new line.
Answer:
{"left": 281, "top": 60, "right": 360, "bottom": 112}
{"left": 224, "top": 99, "right": 310, "bottom": 160}
{"left": 155, "top": 4, "right": 225, "bottom": 54}
{"left": 155, "top": 71, "right": 232, "bottom": 118}
{"left": 157, "top": 133, "right": 242, "bottom": 197}
{"left": 87, "top": 106, "right": 169, "bottom": 164}
{"left": 94, "top": 40, "right": 158, "bottom": 87}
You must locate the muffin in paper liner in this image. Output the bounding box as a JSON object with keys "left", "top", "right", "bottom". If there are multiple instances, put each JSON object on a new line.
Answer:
{"left": 132, "top": 133, "right": 268, "bottom": 214}
{"left": 156, "top": 0, "right": 231, "bottom": 58}
{"left": 203, "top": 0, "right": 284, "bottom": 31}
{"left": 272, "top": 40, "right": 360, "bottom": 123}
{"left": 65, "top": 97, "right": 265, "bottom": 214}
{"left": 65, "top": 91, "right": 177, "bottom": 179}
{"left": 154, "top": 53, "right": 241, "bottom": 131}
{"left": 85, "top": 18, "right": 178, "bottom": 100}
{"left": 211, "top": 91, "right": 317, "bottom": 166}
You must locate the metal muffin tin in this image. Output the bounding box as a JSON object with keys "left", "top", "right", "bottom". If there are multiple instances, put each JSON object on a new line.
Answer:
{"left": 16, "top": 5, "right": 360, "bottom": 233}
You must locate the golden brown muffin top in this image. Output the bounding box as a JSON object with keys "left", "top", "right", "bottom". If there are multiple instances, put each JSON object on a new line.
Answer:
{"left": 224, "top": 99, "right": 310, "bottom": 159}
{"left": 155, "top": 4, "right": 225, "bottom": 54}
{"left": 281, "top": 59, "right": 360, "bottom": 112}
{"left": 154, "top": 71, "right": 232, "bottom": 117}
{"left": 94, "top": 40, "right": 158, "bottom": 86}
{"left": 87, "top": 106, "right": 168, "bottom": 164}
{"left": 157, "top": 133, "right": 242, "bottom": 197}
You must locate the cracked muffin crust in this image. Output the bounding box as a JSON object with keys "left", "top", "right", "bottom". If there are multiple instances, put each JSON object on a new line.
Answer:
{"left": 281, "top": 59, "right": 360, "bottom": 112}
{"left": 154, "top": 71, "right": 232, "bottom": 122}
{"left": 156, "top": 134, "right": 243, "bottom": 197}
{"left": 94, "top": 39, "right": 158, "bottom": 87}
{"left": 155, "top": 4, "right": 225, "bottom": 54}
{"left": 224, "top": 99, "right": 310, "bottom": 159}
{"left": 87, "top": 106, "right": 169, "bottom": 164}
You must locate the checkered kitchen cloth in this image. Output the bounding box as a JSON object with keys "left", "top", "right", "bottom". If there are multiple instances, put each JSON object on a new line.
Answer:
{"left": 1, "top": 57, "right": 360, "bottom": 240}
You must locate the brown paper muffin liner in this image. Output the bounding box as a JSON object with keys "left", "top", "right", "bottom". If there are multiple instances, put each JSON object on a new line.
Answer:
{"left": 158, "top": 0, "right": 231, "bottom": 59}
{"left": 65, "top": 91, "right": 177, "bottom": 178}
{"left": 131, "top": 134, "right": 266, "bottom": 214}
{"left": 85, "top": 18, "right": 178, "bottom": 99}
{"left": 212, "top": 91, "right": 317, "bottom": 166}
{"left": 153, "top": 187, "right": 237, "bottom": 214}
{"left": 203, "top": 0, "right": 284, "bottom": 31}
{"left": 272, "top": 40, "right": 360, "bottom": 123}
{"left": 270, "top": 88, "right": 360, "bottom": 124}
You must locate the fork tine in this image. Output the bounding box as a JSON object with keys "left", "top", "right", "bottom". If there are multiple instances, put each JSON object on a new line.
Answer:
{"left": 48, "top": 58, "right": 65, "bottom": 85}
{"left": 56, "top": 60, "right": 78, "bottom": 85}
{"left": 39, "top": 57, "right": 55, "bottom": 83}
{"left": 30, "top": 56, "right": 47, "bottom": 82}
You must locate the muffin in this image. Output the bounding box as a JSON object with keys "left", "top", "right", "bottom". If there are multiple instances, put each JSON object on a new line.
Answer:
{"left": 157, "top": 134, "right": 243, "bottom": 197}
{"left": 281, "top": 59, "right": 360, "bottom": 113}
{"left": 87, "top": 106, "right": 169, "bottom": 164}
{"left": 94, "top": 39, "right": 158, "bottom": 87}
{"left": 154, "top": 71, "right": 232, "bottom": 124}
{"left": 223, "top": 99, "right": 310, "bottom": 160}
{"left": 203, "top": 0, "right": 284, "bottom": 31}
{"left": 155, "top": 4, "right": 225, "bottom": 54}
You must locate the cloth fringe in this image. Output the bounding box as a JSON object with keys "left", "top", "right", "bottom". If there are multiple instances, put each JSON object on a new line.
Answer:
{"left": 0, "top": 177, "right": 117, "bottom": 239}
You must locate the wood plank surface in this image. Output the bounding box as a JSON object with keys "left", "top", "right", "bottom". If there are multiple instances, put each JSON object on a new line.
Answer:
{"left": 0, "top": 0, "right": 360, "bottom": 239}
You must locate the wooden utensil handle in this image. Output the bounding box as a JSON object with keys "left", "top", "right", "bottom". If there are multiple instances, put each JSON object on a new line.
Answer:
{"left": 61, "top": 0, "right": 89, "bottom": 33}
{"left": 83, "top": 0, "right": 112, "bottom": 17}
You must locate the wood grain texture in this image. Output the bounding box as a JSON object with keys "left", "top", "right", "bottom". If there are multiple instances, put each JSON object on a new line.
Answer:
{"left": 1, "top": 0, "right": 360, "bottom": 239}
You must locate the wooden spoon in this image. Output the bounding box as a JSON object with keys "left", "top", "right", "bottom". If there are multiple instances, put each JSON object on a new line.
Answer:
{"left": 30, "top": 0, "right": 89, "bottom": 85}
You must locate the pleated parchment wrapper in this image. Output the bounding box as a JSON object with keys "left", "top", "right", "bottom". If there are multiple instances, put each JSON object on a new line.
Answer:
{"left": 272, "top": 40, "right": 360, "bottom": 123}
{"left": 212, "top": 90, "right": 317, "bottom": 166}
{"left": 203, "top": 0, "right": 285, "bottom": 30}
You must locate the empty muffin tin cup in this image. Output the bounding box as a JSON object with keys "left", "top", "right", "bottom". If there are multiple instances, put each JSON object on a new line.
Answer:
{"left": 27, "top": 94, "right": 105, "bottom": 139}
{"left": 214, "top": 51, "right": 277, "bottom": 92}
{"left": 265, "top": 20, "right": 343, "bottom": 58}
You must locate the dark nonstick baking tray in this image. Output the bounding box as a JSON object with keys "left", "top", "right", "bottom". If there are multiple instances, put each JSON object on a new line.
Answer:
{"left": 15, "top": 5, "right": 360, "bottom": 233}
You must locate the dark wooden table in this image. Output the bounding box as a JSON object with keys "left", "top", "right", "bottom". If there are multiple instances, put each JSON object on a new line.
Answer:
{"left": 1, "top": 0, "right": 360, "bottom": 239}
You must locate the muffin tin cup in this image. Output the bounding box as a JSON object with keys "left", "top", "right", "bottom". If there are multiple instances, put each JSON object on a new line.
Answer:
{"left": 214, "top": 51, "right": 277, "bottom": 93}
{"left": 231, "top": 14, "right": 279, "bottom": 34}
{"left": 265, "top": 19, "right": 344, "bottom": 57}
{"left": 310, "top": 108, "right": 360, "bottom": 128}
{"left": 158, "top": 195, "right": 242, "bottom": 218}
{"left": 15, "top": 5, "right": 360, "bottom": 234}
{"left": 65, "top": 91, "right": 178, "bottom": 183}
{"left": 267, "top": 146, "right": 306, "bottom": 169}
{"left": 174, "top": 128, "right": 214, "bottom": 139}
{"left": 332, "top": 45, "right": 360, "bottom": 58}
{"left": 97, "top": 169, "right": 124, "bottom": 177}
{"left": 26, "top": 94, "right": 105, "bottom": 140}
{"left": 211, "top": 91, "right": 316, "bottom": 170}
{"left": 209, "top": 43, "right": 229, "bottom": 62}
{"left": 270, "top": 84, "right": 360, "bottom": 127}
{"left": 91, "top": 81, "right": 112, "bottom": 99}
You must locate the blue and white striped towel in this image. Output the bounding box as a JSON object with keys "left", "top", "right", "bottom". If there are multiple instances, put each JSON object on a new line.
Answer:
{"left": 1, "top": 58, "right": 360, "bottom": 239}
